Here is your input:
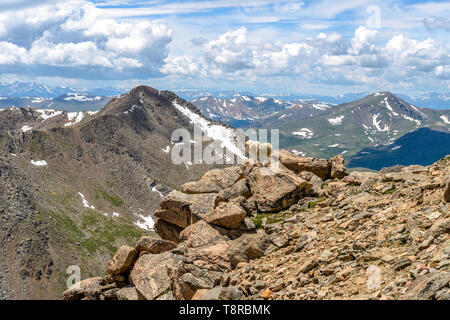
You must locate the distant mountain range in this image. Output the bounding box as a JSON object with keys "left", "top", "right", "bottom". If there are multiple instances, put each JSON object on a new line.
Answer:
{"left": 192, "top": 91, "right": 450, "bottom": 169}
{"left": 192, "top": 95, "right": 337, "bottom": 127}
{"left": 182, "top": 89, "right": 450, "bottom": 110}
{"left": 1, "top": 82, "right": 449, "bottom": 111}
{"left": 0, "top": 81, "right": 122, "bottom": 98}
{"left": 0, "top": 93, "right": 112, "bottom": 112}
{"left": 1, "top": 82, "right": 449, "bottom": 171}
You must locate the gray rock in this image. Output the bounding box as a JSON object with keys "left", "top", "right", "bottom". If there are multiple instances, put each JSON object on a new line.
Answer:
{"left": 116, "top": 286, "right": 142, "bottom": 300}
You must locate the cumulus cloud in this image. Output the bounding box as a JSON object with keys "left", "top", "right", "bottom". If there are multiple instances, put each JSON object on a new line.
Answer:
{"left": 386, "top": 35, "right": 448, "bottom": 72}
{"left": 350, "top": 26, "right": 378, "bottom": 55}
{"left": 1, "top": 0, "right": 449, "bottom": 92}
{"left": 0, "top": 0, "right": 172, "bottom": 79}
{"left": 162, "top": 25, "right": 449, "bottom": 91}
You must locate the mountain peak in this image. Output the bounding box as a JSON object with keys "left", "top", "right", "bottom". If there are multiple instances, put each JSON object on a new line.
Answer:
{"left": 128, "top": 85, "right": 160, "bottom": 98}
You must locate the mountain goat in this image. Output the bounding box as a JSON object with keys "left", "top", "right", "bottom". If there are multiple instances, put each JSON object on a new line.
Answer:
{"left": 245, "top": 140, "right": 273, "bottom": 162}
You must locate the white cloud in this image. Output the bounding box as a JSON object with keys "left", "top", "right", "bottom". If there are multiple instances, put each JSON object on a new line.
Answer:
{"left": 0, "top": 0, "right": 449, "bottom": 93}
{"left": 322, "top": 54, "right": 355, "bottom": 66}
{"left": 0, "top": 0, "right": 172, "bottom": 78}
{"left": 0, "top": 41, "right": 28, "bottom": 64}
{"left": 435, "top": 65, "right": 450, "bottom": 79}
{"left": 162, "top": 25, "right": 450, "bottom": 92}
{"left": 386, "top": 35, "right": 448, "bottom": 72}
{"left": 351, "top": 26, "right": 378, "bottom": 55}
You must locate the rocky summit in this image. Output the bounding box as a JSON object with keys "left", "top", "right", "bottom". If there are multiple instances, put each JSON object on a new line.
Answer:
{"left": 64, "top": 152, "right": 449, "bottom": 300}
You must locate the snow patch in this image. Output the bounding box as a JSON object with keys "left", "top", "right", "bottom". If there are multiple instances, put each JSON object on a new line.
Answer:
{"left": 382, "top": 97, "right": 393, "bottom": 112}
{"left": 64, "top": 112, "right": 84, "bottom": 126}
{"left": 440, "top": 115, "right": 450, "bottom": 124}
{"left": 255, "top": 97, "right": 268, "bottom": 103}
{"left": 64, "top": 93, "right": 96, "bottom": 102}
{"left": 292, "top": 128, "right": 314, "bottom": 139}
{"left": 312, "top": 103, "right": 329, "bottom": 111}
{"left": 172, "top": 100, "right": 245, "bottom": 160}
{"left": 372, "top": 114, "right": 389, "bottom": 132}
{"left": 35, "top": 109, "right": 63, "bottom": 120}
{"left": 78, "top": 192, "right": 94, "bottom": 209}
{"left": 401, "top": 114, "right": 421, "bottom": 125}
{"left": 152, "top": 186, "right": 164, "bottom": 197}
{"left": 31, "top": 159, "right": 47, "bottom": 166}
{"left": 328, "top": 115, "right": 344, "bottom": 125}
{"left": 135, "top": 214, "right": 154, "bottom": 231}
{"left": 291, "top": 150, "right": 306, "bottom": 157}
{"left": 162, "top": 145, "right": 170, "bottom": 153}
{"left": 21, "top": 125, "right": 32, "bottom": 132}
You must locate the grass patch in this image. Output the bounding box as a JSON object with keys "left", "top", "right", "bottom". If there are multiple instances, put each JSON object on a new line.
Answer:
{"left": 309, "top": 201, "right": 318, "bottom": 209}
{"left": 80, "top": 209, "right": 142, "bottom": 255}
{"left": 251, "top": 210, "right": 295, "bottom": 229}
{"left": 93, "top": 188, "right": 123, "bottom": 207}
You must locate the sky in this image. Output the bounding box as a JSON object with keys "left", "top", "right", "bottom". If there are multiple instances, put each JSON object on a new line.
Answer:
{"left": 0, "top": 0, "right": 449, "bottom": 95}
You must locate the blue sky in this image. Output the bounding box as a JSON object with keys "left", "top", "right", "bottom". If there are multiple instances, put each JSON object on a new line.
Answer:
{"left": 0, "top": 0, "right": 449, "bottom": 95}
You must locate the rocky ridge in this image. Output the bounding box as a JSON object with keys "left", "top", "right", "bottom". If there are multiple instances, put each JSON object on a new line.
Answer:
{"left": 63, "top": 152, "right": 450, "bottom": 300}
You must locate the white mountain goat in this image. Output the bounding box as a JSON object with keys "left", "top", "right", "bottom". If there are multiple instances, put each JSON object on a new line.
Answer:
{"left": 245, "top": 140, "right": 273, "bottom": 162}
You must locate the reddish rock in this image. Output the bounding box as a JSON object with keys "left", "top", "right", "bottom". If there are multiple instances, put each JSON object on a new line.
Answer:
{"left": 106, "top": 246, "right": 137, "bottom": 276}
{"left": 204, "top": 202, "right": 247, "bottom": 229}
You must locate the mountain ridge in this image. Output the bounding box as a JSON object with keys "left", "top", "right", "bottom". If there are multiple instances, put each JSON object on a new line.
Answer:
{"left": 0, "top": 85, "right": 230, "bottom": 299}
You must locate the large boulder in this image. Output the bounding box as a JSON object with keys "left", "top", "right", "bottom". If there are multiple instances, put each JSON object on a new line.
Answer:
{"left": 168, "top": 262, "right": 224, "bottom": 300}
{"left": 62, "top": 277, "right": 105, "bottom": 300}
{"left": 226, "top": 233, "right": 271, "bottom": 267}
{"left": 154, "top": 190, "right": 217, "bottom": 228}
{"left": 135, "top": 236, "right": 177, "bottom": 254}
{"left": 246, "top": 164, "right": 312, "bottom": 212}
{"left": 330, "top": 154, "right": 348, "bottom": 179}
{"left": 154, "top": 219, "right": 183, "bottom": 243}
{"left": 182, "top": 166, "right": 244, "bottom": 194}
{"left": 279, "top": 150, "right": 331, "bottom": 180}
{"left": 179, "top": 220, "right": 227, "bottom": 248}
{"left": 184, "top": 240, "right": 232, "bottom": 271}
{"left": 215, "top": 179, "right": 251, "bottom": 206}
{"left": 204, "top": 202, "right": 247, "bottom": 229}
{"left": 116, "top": 286, "right": 143, "bottom": 300}
{"left": 106, "top": 246, "right": 137, "bottom": 276}
{"left": 129, "top": 251, "right": 182, "bottom": 300}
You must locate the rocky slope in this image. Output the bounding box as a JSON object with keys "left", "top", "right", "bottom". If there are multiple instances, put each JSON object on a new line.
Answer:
{"left": 64, "top": 152, "right": 449, "bottom": 300}
{"left": 0, "top": 86, "right": 229, "bottom": 299}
